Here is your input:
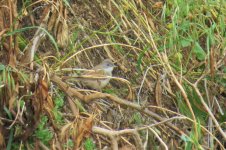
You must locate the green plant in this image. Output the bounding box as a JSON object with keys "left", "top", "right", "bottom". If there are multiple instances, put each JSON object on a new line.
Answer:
{"left": 34, "top": 116, "right": 53, "bottom": 145}
{"left": 84, "top": 138, "right": 96, "bottom": 150}
{"left": 52, "top": 91, "right": 65, "bottom": 125}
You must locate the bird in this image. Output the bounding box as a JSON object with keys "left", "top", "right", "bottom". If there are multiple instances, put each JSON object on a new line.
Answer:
{"left": 75, "top": 59, "right": 116, "bottom": 91}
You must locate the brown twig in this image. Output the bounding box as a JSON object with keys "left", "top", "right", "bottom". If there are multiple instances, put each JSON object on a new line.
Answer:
{"left": 160, "top": 53, "right": 199, "bottom": 139}
{"left": 184, "top": 78, "right": 226, "bottom": 140}
{"left": 92, "top": 126, "right": 143, "bottom": 150}
{"left": 50, "top": 74, "right": 185, "bottom": 137}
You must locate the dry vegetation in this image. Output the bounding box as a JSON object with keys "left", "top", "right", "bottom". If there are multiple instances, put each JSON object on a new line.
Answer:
{"left": 0, "top": 0, "right": 226, "bottom": 149}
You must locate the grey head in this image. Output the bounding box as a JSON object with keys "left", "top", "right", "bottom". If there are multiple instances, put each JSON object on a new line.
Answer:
{"left": 94, "top": 59, "right": 116, "bottom": 74}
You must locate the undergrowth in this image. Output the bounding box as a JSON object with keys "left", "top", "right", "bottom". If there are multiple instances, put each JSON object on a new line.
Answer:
{"left": 0, "top": 0, "right": 226, "bottom": 149}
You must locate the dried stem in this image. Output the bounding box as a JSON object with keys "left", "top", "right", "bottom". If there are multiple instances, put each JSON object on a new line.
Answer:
{"left": 50, "top": 74, "right": 185, "bottom": 137}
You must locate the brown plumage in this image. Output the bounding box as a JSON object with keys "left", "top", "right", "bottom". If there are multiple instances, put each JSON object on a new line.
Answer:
{"left": 78, "top": 59, "right": 115, "bottom": 90}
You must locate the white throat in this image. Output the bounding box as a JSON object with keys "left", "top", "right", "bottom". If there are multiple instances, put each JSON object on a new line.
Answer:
{"left": 104, "top": 67, "right": 114, "bottom": 75}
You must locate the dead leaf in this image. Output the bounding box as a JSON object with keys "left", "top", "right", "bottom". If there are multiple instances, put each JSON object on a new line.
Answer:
{"left": 57, "top": 15, "right": 69, "bottom": 47}
{"left": 0, "top": 126, "right": 5, "bottom": 148}
{"left": 9, "top": 75, "right": 19, "bottom": 110}
{"left": 126, "top": 84, "right": 134, "bottom": 101}
{"left": 67, "top": 97, "right": 79, "bottom": 116}
{"left": 146, "top": 14, "right": 156, "bottom": 31}
{"left": 210, "top": 47, "right": 215, "bottom": 78}
{"left": 22, "top": 76, "right": 49, "bottom": 140}
{"left": 76, "top": 116, "right": 94, "bottom": 148}
{"left": 153, "top": 2, "right": 163, "bottom": 9}
{"left": 119, "top": 144, "right": 136, "bottom": 150}
{"left": 155, "top": 77, "right": 162, "bottom": 107}
{"left": 48, "top": 8, "right": 58, "bottom": 31}
{"left": 59, "top": 122, "right": 74, "bottom": 142}
{"left": 37, "top": 78, "right": 49, "bottom": 100}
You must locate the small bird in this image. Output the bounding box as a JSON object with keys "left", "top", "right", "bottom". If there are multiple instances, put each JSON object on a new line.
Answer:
{"left": 76, "top": 59, "right": 116, "bottom": 90}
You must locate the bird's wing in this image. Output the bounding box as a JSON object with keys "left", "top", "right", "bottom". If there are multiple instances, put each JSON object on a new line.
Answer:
{"left": 81, "top": 69, "right": 108, "bottom": 79}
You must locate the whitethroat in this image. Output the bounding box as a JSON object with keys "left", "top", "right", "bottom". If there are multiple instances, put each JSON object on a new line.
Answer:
{"left": 67, "top": 59, "right": 116, "bottom": 91}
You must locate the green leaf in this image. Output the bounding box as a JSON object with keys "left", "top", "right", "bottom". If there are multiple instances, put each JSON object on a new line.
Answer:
{"left": 0, "top": 64, "right": 5, "bottom": 71}
{"left": 193, "top": 42, "right": 206, "bottom": 61}
{"left": 137, "top": 47, "right": 149, "bottom": 72}
{"left": 84, "top": 138, "right": 96, "bottom": 150}
{"left": 19, "top": 100, "right": 25, "bottom": 109}
{"left": 63, "top": 0, "right": 70, "bottom": 7}
{"left": 181, "top": 134, "right": 191, "bottom": 142}
{"left": 17, "top": 35, "right": 28, "bottom": 50}
{"left": 174, "top": 52, "right": 183, "bottom": 66}
{"left": 55, "top": 95, "right": 64, "bottom": 108}
{"left": 7, "top": 72, "right": 11, "bottom": 90}
{"left": 6, "top": 26, "right": 59, "bottom": 52}
{"left": 64, "top": 139, "right": 73, "bottom": 148}
{"left": 103, "top": 89, "right": 114, "bottom": 94}
{"left": 180, "top": 39, "right": 192, "bottom": 47}
{"left": 35, "top": 128, "right": 53, "bottom": 143}
{"left": 223, "top": 66, "right": 226, "bottom": 73}
{"left": 35, "top": 116, "right": 53, "bottom": 145}
{"left": 130, "top": 112, "right": 143, "bottom": 124}
{"left": 3, "top": 69, "right": 6, "bottom": 83}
